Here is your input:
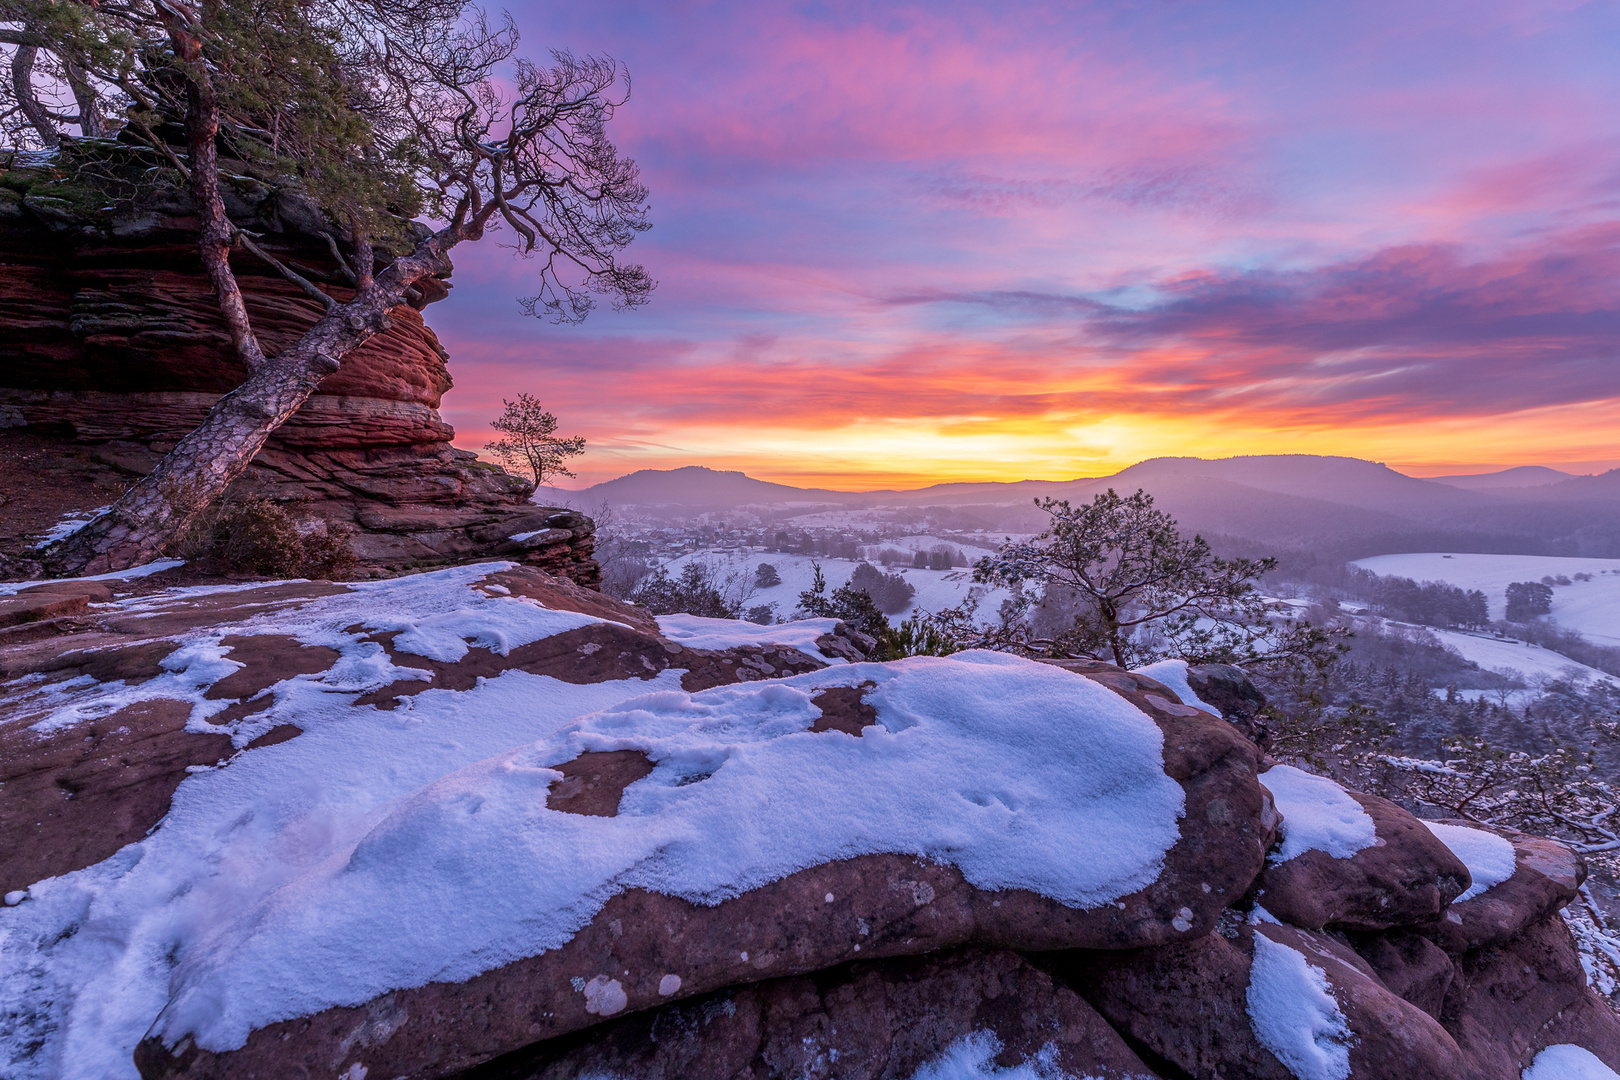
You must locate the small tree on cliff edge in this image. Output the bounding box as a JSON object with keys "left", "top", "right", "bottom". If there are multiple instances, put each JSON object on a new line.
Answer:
{"left": 974, "top": 488, "right": 1331, "bottom": 669}
{"left": 485, "top": 396, "right": 585, "bottom": 490}
{"left": 6, "top": 0, "right": 652, "bottom": 576}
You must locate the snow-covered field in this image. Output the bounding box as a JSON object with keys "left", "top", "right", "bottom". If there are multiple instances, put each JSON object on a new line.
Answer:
{"left": 1352, "top": 553, "right": 1620, "bottom": 645}
{"left": 1419, "top": 625, "right": 1618, "bottom": 686}
{"left": 657, "top": 550, "right": 1017, "bottom": 625}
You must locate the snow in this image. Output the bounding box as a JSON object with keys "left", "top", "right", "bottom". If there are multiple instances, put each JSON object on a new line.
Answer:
{"left": 1421, "top": 821, "right": 1517, "bottom": 902}
{"left": 1259, "top": 765, "right": 1378, "bottom": 864}
{"left": 1522, "top": 1044, "right": 1620, "bottom": 1080}
{"left": 0, "top": 558, "right": 186, "bottom": 596}
{"left": 1132, "top": 659, "right": 1217, "bottom": 713}
{"left": 142, "top": 651, "right": 1183, "bottom": 1055}
{"left": 1246, "top": 932, "right": 1352, "bottom": 1080}
{"left": 11, "top": 563, "right": 613, "bottom": 738}
{"left": 1, "top": 575, "right": 1184, "bottom": 1077}
{"left": 656, "top": 613, "right": 844, "bottom": 663}
{"left": 881, "top": 534, "right": 1002, "bottom": 562}
{"left": 1351, "top": 552, "right": 1620, "bottom": 645}
{"left": 0, "top": 564, "right": 672, "bottom": 1080}
{"left": 1418, "top": 626, "right": 1616, "bottom": 686}
{"left": 907, "top": 1031, "right": 1081, "bottom": 1080}
{"left": 31, "top": 507, "right": 112, "bottom": 549}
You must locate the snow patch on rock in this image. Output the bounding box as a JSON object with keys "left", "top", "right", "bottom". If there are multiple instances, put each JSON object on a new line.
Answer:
{"left": 0, "top": 564, "right": 675, "bottom": 1080}
{"left": 0, "top": 557, "right": 185, "bottom": 596}
{"left": 1260, "top": 765, "right": 1378, "bottom": 864}
{"left": 147, "top": 651, "right": 1182, "bottom": 1056}
{"left": 1522, "top": 1044, "right": 1620, "bottom": 1080}
{"left": 1132, "top": 659, "right": 1217, "bottom": 714}
{"left": 1246, "top": 932, "right": 1353, "bottom": 1080}
{"left": 1422, "top": 821, "right": 1517, "bottom": 902}
{"left": 908, "top": 1031, "right": 1077, "bottom": 1080}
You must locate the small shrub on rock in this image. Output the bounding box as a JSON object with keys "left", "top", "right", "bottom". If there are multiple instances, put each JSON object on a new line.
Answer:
{"left": 176, "top": 498, "right": 356, "bottom": 579}
{"left": 629, "top": 562, "right": 748, "bottom": 618}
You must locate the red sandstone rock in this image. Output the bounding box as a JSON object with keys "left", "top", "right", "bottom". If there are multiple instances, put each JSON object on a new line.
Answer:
{"left": 132, "top": 679, "right": 1271, "bottom": 1080}
{"left": 0, "top": 580, "right": 113, "bottom": 627}
{"left": 1255, "top": 789, "right": 1471, "bottom": 930}
{"left": 490, "top": 948, "right": 1163, "bottom": 1080}
{"left": 1438, "top": 915, "right": 1620, "bottom": 1079}
{"left": 0, "top": 168, "right": 596, "bottom": 579}
{"left": 1066, "top": 921, "right": 1469, "bottom": 1080}
{"left": 1424, "top": 824, "right": 1585, "bottom": 954}
{"left": 1351, "top": 929, "right": 1456, "bottom": 1019}
{"left": 0, "top": 698, "right": 233, "bottom": 894}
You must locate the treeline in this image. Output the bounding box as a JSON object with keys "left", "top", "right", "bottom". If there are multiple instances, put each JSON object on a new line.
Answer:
{"left": 1350, "top": 569, "right": 1488, "bottom": 629}
{"left": 872, "top": 545, "right": 967, "bottom": 570}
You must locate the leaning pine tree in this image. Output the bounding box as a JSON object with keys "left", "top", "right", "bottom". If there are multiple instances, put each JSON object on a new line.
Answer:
{"left": 4, "top": 0, "right": 652, "bottom": 575}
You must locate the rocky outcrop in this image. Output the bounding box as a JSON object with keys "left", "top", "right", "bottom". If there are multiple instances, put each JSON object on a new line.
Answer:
{"left": 0, "top": 150, "right": 592, "bottom": 580}
{"left": 1254, "top": 789, "right": 1472, "bottom": 930}
{"left": 1, "top": 568, "right": 1616, "bottom": 1080}
{"left": 0, "top": 566, "right": 871, "bottom": 898}
{"left": 484, "top": 948, "right": 1162, "bottom": 1080}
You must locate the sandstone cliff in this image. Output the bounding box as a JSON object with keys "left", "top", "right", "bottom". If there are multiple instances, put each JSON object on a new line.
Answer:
{"left": 0, "top": 148, "right": 594, "bottom": 582}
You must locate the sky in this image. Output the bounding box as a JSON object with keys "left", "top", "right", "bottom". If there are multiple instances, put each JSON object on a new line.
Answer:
{"left": 422, "top": 0, "right": 1620, "bottom": 490}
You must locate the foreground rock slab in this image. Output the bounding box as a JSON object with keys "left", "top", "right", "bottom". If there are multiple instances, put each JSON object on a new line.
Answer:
{"left": 487, "top": 948, "right": 1163, "bottom": 1080}
{"left": 133, "top": 659, "right": 1271, "bottom": 1080}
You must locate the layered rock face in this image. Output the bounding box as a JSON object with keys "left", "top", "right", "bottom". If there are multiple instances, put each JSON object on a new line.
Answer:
{"left": 0, "top": 153, "right": 593, "bottom": 580}
{"left": 1, "top": 567, "right": 1616, "bottom": 1080}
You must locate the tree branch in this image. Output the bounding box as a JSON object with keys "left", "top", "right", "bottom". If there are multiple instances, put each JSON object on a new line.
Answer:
{"left": 232, "top": 229, "right": 338, "bottom": 311}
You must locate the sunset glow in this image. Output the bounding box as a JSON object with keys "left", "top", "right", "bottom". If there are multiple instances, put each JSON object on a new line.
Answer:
{"left": 425, "top": 0, "right": 1620, "bottom": 488}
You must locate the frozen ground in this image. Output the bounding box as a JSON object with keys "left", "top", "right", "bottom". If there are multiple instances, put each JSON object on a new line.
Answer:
{"left": 1351, "top": 553, "right": 1620, "bottom": 645}
{"left": 658, "top": 550, "right": 1018, "bottom": 625}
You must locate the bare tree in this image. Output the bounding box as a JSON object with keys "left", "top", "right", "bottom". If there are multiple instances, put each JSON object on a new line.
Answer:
{"left": 1, "top": 0, "right": 652, "bottom": 575}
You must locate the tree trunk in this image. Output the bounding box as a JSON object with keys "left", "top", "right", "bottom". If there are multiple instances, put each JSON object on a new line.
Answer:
{"left": 43, "top": 259, "right": 447, "bottom": 575}
{"left": 41, "top": 6, "right": 460, "bottom": 576}
{"left": 64, "top": 58, "right": 106, "bottom": 138}
{"left": 10, "top": 44, "right": 58, "bottom": 147}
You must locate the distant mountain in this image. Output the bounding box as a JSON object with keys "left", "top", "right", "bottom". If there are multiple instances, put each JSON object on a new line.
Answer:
{"left": 1111, "top": 455, "right": 1489, "bottom": 517}
{"left": 1427, "top": 465, "right": 1577, "bottom": 490}
{"left": 552, "top": 456, "right": 1620, "bottom": 559}
{"left": 552, "top": 466, "right": 860, "bottom": 511}
{"left": 1515, "top": 468, "right": 1620, "bottom": 502}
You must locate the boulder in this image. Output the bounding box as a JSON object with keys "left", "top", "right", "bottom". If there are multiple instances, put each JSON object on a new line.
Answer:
{"left": 1438, "top": 915, "right": 1620, "bottom": 1080}
{"left": 1185, "top": 661, "right": 1270, "bottom": 748}
{"left": 1350, "top": 929, "right": 1455, "bottom": 1019}
{"left": 480, "top": 948, "right": 1163, "bottom": 1080}
{"left": 1063, "top": 921, "right": 1469, "bottom": 1080}
{"left": 1255, "top": 788, "right": 1472, "bottom": 930}
{"left": 133, "top": 658, "right": 1274, "bottom": 1080}
{"left": 1424, "top": 825, "right": 1585, "bottom": 954}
